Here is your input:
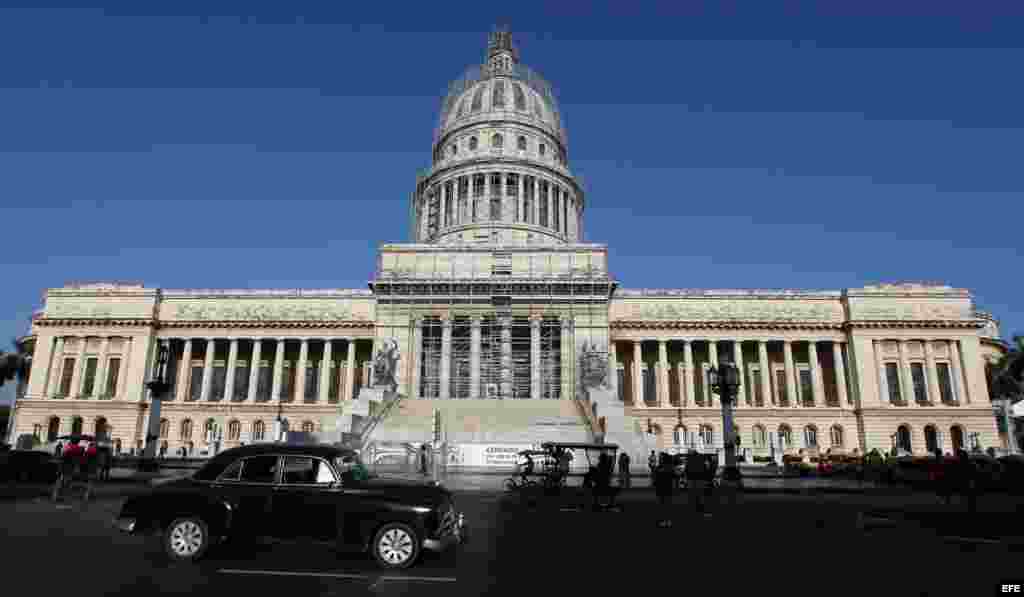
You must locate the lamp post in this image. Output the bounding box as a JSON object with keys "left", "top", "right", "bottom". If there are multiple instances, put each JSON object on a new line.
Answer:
{"left": 142, "top": 340, "right": 172, "bottom": 471}
{"left": 709, "top": 363, "right": 742, "bottom": 486}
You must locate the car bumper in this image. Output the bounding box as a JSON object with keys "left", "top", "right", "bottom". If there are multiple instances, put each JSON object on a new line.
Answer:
{"left": 423, "top": 513, "right": 467, "bottom": 552}
{"left": 113, "top": 517, "right": 137, "bottom": 534}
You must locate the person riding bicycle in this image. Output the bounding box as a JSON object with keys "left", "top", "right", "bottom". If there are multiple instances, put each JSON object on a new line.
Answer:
{"left": 521, "top": 454, "right": 535, "bottom": 484}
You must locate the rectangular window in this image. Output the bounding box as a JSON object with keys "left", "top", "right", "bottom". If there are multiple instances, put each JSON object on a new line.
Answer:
{"left": 694, "top": 367, "right": 705, "bottom": 405}
{"left": 104, "top": 358, "right": 121, "bottom": 398}
{"left": 642, "top": 365, "right": 656, "bottom": 405}
{"left": 305, "top": 363, "right": 319, "bottom": 401}
{"left": 799, "top": 369, "right": 813, "bottom": 405}
{"left": 328, "top": 362, "right": 340, "bottom": 402}
{"left": 775, "top": 369, "right": 787, "bottom": 405}
{"left": 506, "top": 173, "right": 518, "bottom": 197}
{"left": 616, "top": 368, "right": 625, "bottom": 402}
{"left": 752, "top": 370, "right": 763, "bottom": 405}
{"left": 911, "top": 363, "right": 928, "bottom": 403}
{"left": 257, "top": 364, "right": 272, "bottom": 401}
{"left": 59, "top": 358, "right": 76, "bottom": 397}
{"left": 234, "top": 364, "right": 250, "bottom": 401}
{"left": 189, "top": 366, "right": 205, "bottom": 401}
{"left": 936, "top": 363, "right": 955, "bottom": 403}
{"left": 282, "top": 362, "right": 296, "bottom": 402}
{"left": 81, "top": 358, "right": 98, "bottom": 396}
{"left": 211, "top": 363, "right": 227, "bottom": 400}
{"left": 885, "top": 362, "right": 903, "bottom": 403}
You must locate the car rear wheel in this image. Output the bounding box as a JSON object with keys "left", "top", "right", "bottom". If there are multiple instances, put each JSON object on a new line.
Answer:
{"left": 163, "top": 517, "right": 210, "bottom": 563}
{"left": 370, "top": 522, "right": 420, "bottom": 570}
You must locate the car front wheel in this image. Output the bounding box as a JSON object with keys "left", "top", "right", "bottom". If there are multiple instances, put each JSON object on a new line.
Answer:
{"left": 370, "top": 522, "right": 420, "bottom": 570}
{"left": 163, "top": 517, "right": 210, "bottom": 563}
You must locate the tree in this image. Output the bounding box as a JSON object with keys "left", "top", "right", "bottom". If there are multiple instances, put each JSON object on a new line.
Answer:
{"left": 990, "top": 335, "right": 1024, "bottom": 404}
{"left": 0, "top": 338, "right": 32, "bottom": 391}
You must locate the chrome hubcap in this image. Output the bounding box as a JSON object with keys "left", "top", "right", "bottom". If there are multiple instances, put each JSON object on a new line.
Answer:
{"left": 378, "top": 528, "right": 414, "bottom": 564}
{"left": 169, "top": 521, "right": 204, "bottom": 557}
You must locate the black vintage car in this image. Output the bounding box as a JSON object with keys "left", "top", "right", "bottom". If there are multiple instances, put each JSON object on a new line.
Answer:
{"left": 114, "top": 443, "right": 467, "bottom": 570}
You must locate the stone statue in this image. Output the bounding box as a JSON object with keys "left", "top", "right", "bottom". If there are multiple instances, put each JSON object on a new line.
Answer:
{"left": 372, "top": 338, "right": 401, "bottom": 392}
{"left": 578, "top": 341, "right": 609, "bottom": 390}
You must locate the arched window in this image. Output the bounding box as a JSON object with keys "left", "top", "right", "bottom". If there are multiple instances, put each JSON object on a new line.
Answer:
{"left": 803, "top": 425, "right": 818, "bottom": 449}
{"left": 950, "top": 425, "right": 964, "bottom": 452}
{"left": 492, "top": 80, "right": 505, "bottom": 108}
{"left": 450, "top": 144, "right": 457, "bottom": 156}
{"left": 252, "top": 420, "right": 265, "bottom": 441}
{"left": 71, "top": 416, "right": 83, "bottom": 435}
{"left": 204, "top": 418, "right": 216, "bottom": 441}
{"left": 228, "top": 420, "right": 241, "bottom": 441}
{"left": 471, "top": 85, "right": 484, "bottom": 112}
{"left": 699, "top": 424, "right": 713, "bottom": 447}
{"left": 517, "top": 136, "right": 527, "bottom": 151}
{"left": 47, "top": 416, "right": 60, "bottom": 442}
{"left": 492, "top": 133, "right": 503, "bottom": 149}
{"left": 539, "top": 143, "right": 546, "bottom": 156}
{"left": 301, "top": 420, "right": 315, "bottom": 434}
{"left": 830, "top": 425, "right": 844, "bottom": 447}
{"left": 94, "top": 417, "right": 108, "bottom": 439}
{"left": 924, "top": 424, "right": 938, "bottom": 454}
{"left": 752, "top": 425, "right": 766, "bottom": 448}
{"left": 513, "top": 83, "right": 527, "bottom": 110}
{"left": 673, "top": 424, "right": 686, "bottom": 445}
{"left": 180, "top": 418, "right": 193, "bottom": 440}
{"left": 897, "top": 424, "right": 912, "bottom": 453}
{"left": 457, "top": 96, "right": 468, "bottom": 118}
{"left": 469, "top": 136, "right": 478, "bottom": 151}
{"left": 778, "top": 424, "right": 792, "bottom": 449}
{"left": 159, "top": 418, "right": 169, "bottom": 439}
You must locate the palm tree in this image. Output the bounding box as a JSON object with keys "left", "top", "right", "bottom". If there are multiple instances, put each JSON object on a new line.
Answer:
{"left": 989, "top": 335, "right": 1024, "bottom": 403}
{"left": 0, "top": 338, "right": 32, "bottom": 391}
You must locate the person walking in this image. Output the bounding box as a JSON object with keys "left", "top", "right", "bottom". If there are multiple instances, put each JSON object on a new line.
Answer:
{"left": 648, "top": 451, "right": 657, "bottom": 485}
{"left": 419, "top": 444, "right": 429, "bottom": 476}
{"left": 955, "top": 448, "right": 977, "bottom": 513}
{"left": 617, "top": 451, "right": 631, "bottom": 488}
{"left": 654, "top": 453, "right": 676, "bottom": 527}
{"left": 685, "top": 449, "right": 709, "bottom": 516}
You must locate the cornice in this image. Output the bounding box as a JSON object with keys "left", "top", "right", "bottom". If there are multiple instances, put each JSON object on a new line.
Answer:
{"left": 377, "top": 242, "right": 607, "bottom": 253}
{"left": 610, "top": 320, "right": 843, "bottom": 331}
{"left": 161, "top": 289, "right": 374, "bottom": 298}
{"left": 35, "top": 318, "right": 156, "bottom": 328}
{"left": 843, "top": 320, "right": 985, "bottom": 329}
{"left": 158, "top": 320, "right": 376, "bottom": 329}
{"left": 614, "top": 288, "right": 841, "bottom": 298}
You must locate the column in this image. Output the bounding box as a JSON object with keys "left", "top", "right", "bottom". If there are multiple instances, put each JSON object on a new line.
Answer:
{"left": 484, "top": 172, "right": 492, "bottom": 223}
{"left": 439, "top": 183, "right": 448, "bottom": 231}
{"left": 69, "top": 336, "right": 86, "bottom": 398}
{"left": 657, "top": 340, "right": 669, "bottom": 407}
{"left": 560, "top": 318, "right": 572, "bottom": 400}
{"left": 808, "top": 341, "right": 824, "bottom": 407}
{"left": 224, "top": 338, "right": 239, "bottom": 402}
{"left": 708, "top": 340, "right": 719, "bottom": 407}
{"left": 632, "top": 341, "right": 644, "bottom": 407}
{"left": 608, "top": 340, "right": 618, "bottom": 400}
{"left": 117, "top": 337, "right": 132, "bottom": 400}
{"left": 176, "top": 339, "right": 193, "bottom": 401}
{"left": 419, "top": 193, "right": 429, "bottom": 240}
{"left": 470, "top": 318, "right": 482, "bottom": 399}
{"left": 43, "top": 336, "right": 65, "bottom": 398}
{"left": 873, "top": 340, "right": 887, "bottom": 405}
{"left": 547, "top": 183, "right": 554, "bottom": 230}
{"left": 410, "top": 321, "right": 422, "bottom": 398}
{"left": 344, "top": 339, "right": 357, "bottom": 401}
{"left": 200, "top": 338, "right": 216, "bottom": 401}
{"left": 94, "top": 337, "right": 110, "bottom": 398}
{"left": 832, "top": 342, "right": 848, "bottom": 406}
{"left": 898, "top": 341, "right": 914, "bottom": 406}
{"left": 518, "top": 174, "right": 525, "bottom": 222}
{"left": 440, "top": 317, "right": 452, "bottom": 399}
{"left": 923, "top": 339, "right": 941, "bottom": 405}
{"left": 949, "top": 340, "right": 965, "bottom": 404}
{"left": 758, "top": 341, "right": 771, "bottom": 407}
{"left": 783, "top": 341, "right": 797, "bottom": 407}
{"left": 271, "top": 338, "right": 285, "bottom": 402}
{"left": 683, "top": 340, "right": 696, "bottom": 407}
{"left": 532, "top": 178, "right": 540, "bottom": 225}
{"left": 530, "top": 317, "right": 541, "bottom": 399}
{"left": 319, "top": 339, "right": 332, "bottom": 402}
{"left": 296, "top": 338, "right": 309, "bottom": 401}
{"left": 501, "top": 316, "right": 514, "bottom": 398}
{"left": 733, "top": 340, "right": 746, "bottom": 406}
{"left": 248, "top": 339, "right": 262, "bottom": 401}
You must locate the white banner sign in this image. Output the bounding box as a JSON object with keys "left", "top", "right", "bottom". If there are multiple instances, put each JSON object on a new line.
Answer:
{"left": 448, "top": 443, "right": 540, "bottom": 468}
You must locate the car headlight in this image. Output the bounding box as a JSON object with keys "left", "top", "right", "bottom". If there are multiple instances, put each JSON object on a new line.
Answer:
{"left": 412, "top": 506, "right": 432, "bottom": 514}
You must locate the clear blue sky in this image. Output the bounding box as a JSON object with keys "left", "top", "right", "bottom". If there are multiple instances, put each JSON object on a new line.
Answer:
{"left": 2, "top": 1, "right": 1023, "bottom": 405}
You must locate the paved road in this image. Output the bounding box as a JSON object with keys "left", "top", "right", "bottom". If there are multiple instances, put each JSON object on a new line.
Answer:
{"left": 4, "top": 489, "right": 1022, "bottom": 596}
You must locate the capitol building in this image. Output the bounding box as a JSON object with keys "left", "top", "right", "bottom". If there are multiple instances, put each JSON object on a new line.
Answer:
{"left": 8, "top": 30, "right": 1007, "bottom": 466}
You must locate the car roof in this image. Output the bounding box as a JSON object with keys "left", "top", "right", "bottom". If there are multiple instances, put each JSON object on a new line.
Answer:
{"left": 193, "top": 443, "right": 356, "bottom": 481}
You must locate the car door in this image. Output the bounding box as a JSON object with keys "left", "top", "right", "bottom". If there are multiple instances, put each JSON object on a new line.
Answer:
{"left": 269, "top": 455, "right": 341, "bottom": 542}
{"left": 209, "top": 454, "right": 279, "bottom": 538}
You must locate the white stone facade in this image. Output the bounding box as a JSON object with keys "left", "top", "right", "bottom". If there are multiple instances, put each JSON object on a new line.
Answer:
{"left": 7, "top": 31, "right": 1006, "bottom": 459}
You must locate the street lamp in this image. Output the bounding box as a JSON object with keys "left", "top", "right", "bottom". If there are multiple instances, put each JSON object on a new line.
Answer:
{"left": 141, "top": 341, "right": 172, "bottom": 471}
{"left": 709, "top": 363, "right": 743, "bottom": 486}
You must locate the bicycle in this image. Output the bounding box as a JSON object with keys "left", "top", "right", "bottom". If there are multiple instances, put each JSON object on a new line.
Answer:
{"left": 504, "top": 475, "right": 540, "bottom": 492}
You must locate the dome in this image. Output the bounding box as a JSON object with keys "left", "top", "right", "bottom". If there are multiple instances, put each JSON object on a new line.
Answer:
{"left": 435, "top": 64, "right": 565, "bottom": 146}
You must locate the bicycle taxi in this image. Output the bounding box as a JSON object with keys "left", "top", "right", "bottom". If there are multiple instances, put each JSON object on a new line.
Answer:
{"left": 506, "top": 441, "right": 624, "bottom": 511}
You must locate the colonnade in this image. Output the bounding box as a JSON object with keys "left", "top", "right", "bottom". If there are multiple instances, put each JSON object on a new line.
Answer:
{"left": 43, "top": 335, "right": 133, "bottom": 400}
